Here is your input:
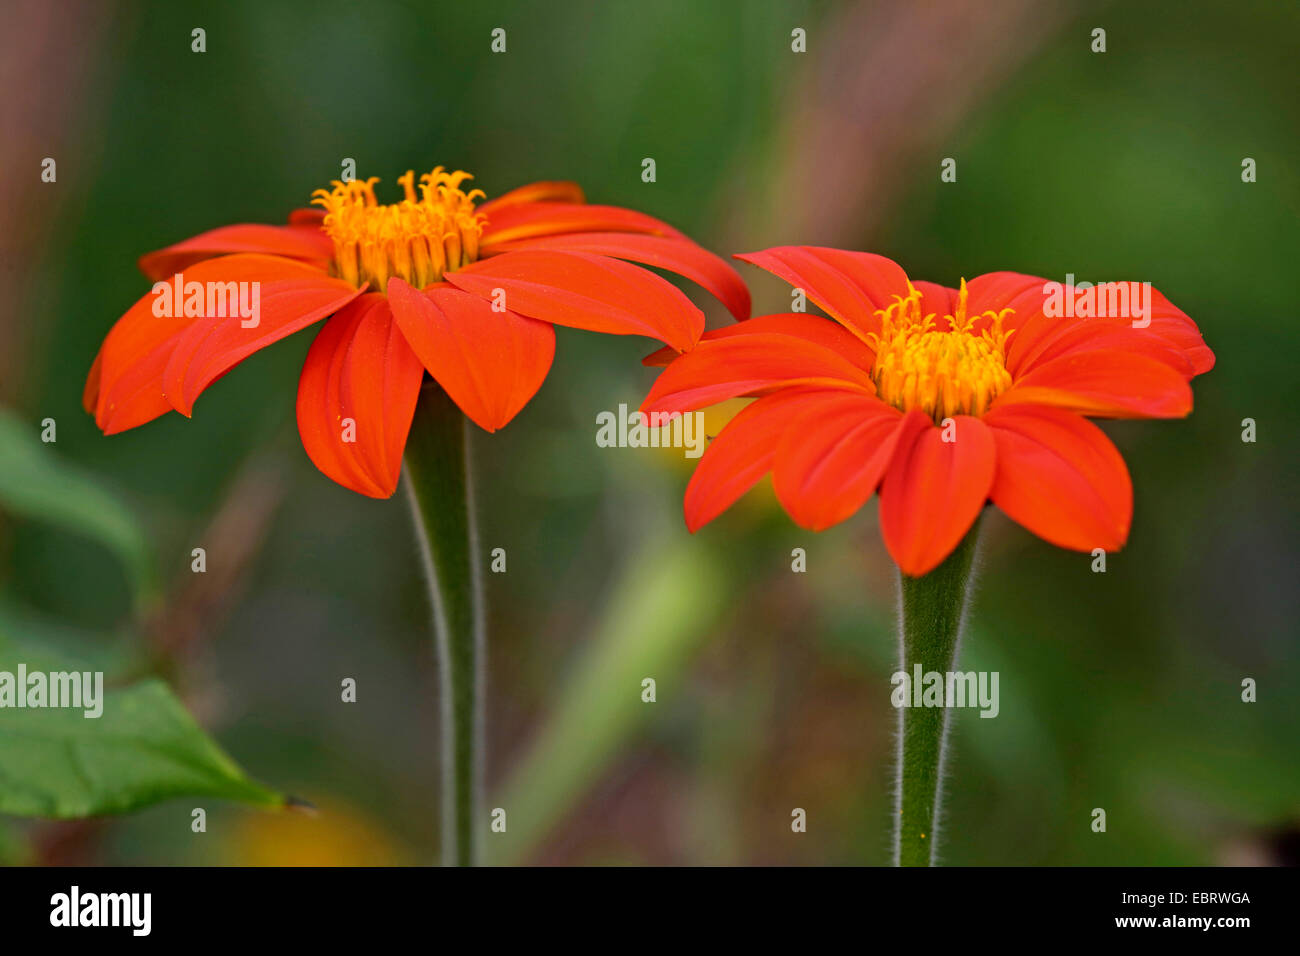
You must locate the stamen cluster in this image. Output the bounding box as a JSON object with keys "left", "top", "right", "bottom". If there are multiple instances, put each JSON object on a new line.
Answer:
{"left": 867, "top": 281, "right": 1015, "bottom": 421}
{"left": 311, "top": 168, "right": 485, "bottom": 290}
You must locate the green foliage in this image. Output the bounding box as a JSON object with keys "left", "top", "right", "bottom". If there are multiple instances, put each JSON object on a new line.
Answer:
{"left": 490, "top": 533, "right": 728, "bottom": 864}
{"left": 0, "top": 634, "right": 283, "bottom": 818}
{"left": 6, "top": 0, "right": 1296, "bottom": 863}
{"left": 0, "top": 409, "right": 156, "bottom": 608}
{"left": 0, "top": 410, "right": 283, "bottom": 822}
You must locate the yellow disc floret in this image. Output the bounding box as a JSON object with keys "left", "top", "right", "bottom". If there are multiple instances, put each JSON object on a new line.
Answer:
{"left": 866, "top": 279, "right": 1015, "bottom": 421}
{"left": 310, "top": 167, "right": 485, "bottom": 291}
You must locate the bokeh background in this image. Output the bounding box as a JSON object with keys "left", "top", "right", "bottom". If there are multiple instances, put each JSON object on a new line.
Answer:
{"left": 1, "top": 0, "right": 1297, "bottom": 865}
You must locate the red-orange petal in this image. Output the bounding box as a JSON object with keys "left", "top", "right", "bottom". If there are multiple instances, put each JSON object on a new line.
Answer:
{"left": 879, "top": 414, "right": 996, "bottom": 576}
{"left": 288, "top": 208, "right": 326, "bottom": 226}
{"left": 476, "top": 181, "right": 586, "bottom": 219}
{"left": 487, "top": 231, "right": 750, "bottom": 321}
{"left": 83, "top": 347, "right": 103, "bottom": 415}
{"left": 445, "top": 250, "right": 703, "bottom": 352}
{"left": 734, "top": 246, "right": 913, "bottom": 344}
{"left": 682, "top": 390, "right": 826, "bottom": 532}
{"left": 295, "top": 295, "right": 425, "bottom": 499}
{"left": 1148, "top": 286, "right": 1215, "bottom": 375}
{"left": 1005, "top": 282, "right": 1215, "bottom": 378}
{"left": 138, "top": 224, "right": 333, "bottom": 280}
{"left": 642, "top": 312, "right": 876, "bottom": 368}
{"left": 1013, "top": 318, "right": 1195, "bottom": 379}
{"left": 641, "top": 333, "right": 876, "bottom": 416}
{"left": 92, "top": 254, "right": 348, "bottom": 434}
{"left": 386, "top": 279, "right": 555, "bottom": 433}
{"left": 995, "top": 348, "right": 1193, "bottom": 419}
{"left": 962, "top": 271, "right": 1051, "bottom": 336}
{"left": 984, "top": 405, "right": 1131, "bottom": 553}
{"left": 911, "top": 280, "right": 959, "bottom": 330}
{"left": 771, "top": 392, "right": 910, "bottom": 531}
{"left": 161, "top": 270, "right": 363, "bottom": 416}
{"left": 479, "top": 202, "right": 681, "bottom": 248}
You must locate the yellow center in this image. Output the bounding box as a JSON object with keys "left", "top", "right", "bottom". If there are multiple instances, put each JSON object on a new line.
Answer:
{"left": 866, "top": 280, "right": 1014, "bottom": 421}
{"left": 310, "top": 167, "right": 485, "bottom": 291}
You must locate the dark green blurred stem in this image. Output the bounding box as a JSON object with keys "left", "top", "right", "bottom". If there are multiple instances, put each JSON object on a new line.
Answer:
{"left": 403, "top": 383, "right": 483, "bottom": 867}
{"left": 894, "top": 517, "right": 982, "bottom": 867}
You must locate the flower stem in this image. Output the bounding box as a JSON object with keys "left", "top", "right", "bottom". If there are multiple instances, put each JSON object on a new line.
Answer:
{"left": 402, "top": 382, "right": 484, "bottom": 867}
{"left": 893, "top": 517, "right": 982, "bottom": 867}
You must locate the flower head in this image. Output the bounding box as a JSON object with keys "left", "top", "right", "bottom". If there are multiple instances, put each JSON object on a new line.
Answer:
{"left": 641, "top": 246, "right": 1215, "bottom": 576}
{"left": 867, "top": 280, "right": 1014, "bottom": 420}
{"left": 86, "top": 167, "right": 750, "bottom": 498}
{"left": 309, "top": 168, "right": 486, "bottom": 289}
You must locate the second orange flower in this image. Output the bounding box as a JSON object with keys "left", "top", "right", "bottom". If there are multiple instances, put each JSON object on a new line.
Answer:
{"left": 642, "top": 246, "right": 1215, "bottom": 575}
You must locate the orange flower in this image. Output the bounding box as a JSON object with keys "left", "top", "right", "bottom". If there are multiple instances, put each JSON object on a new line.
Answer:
{"left": 84, "top": 168, "right": 749, "bottom": 497}
{"left": 641, "top": 246, "right": 1215, "bottom": 576}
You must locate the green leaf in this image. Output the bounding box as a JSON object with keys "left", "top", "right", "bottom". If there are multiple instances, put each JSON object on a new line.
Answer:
{"left": 0, "top": 408, "right": 156, "bottom": 606}
{"left": 0, "top": 637, "right": 284, "bottom": 818}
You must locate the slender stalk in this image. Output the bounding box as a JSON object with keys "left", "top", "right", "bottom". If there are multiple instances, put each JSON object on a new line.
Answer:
{"left": 402, "top": 382, "right": 484, "bottom": 867}
{"left": 893, "top": 517, "right": 982, "bottom": 867}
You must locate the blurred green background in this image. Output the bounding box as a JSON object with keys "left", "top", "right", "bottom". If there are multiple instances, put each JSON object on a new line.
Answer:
{"left": 1, "top": 0, "right": 1296, "bottom": 865}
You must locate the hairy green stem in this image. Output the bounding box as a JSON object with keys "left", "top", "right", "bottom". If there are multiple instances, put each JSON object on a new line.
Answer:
{"left": 403, "top": 382, "right": 484, "bottom": 867}
{"left": 894, "top": 517, "right": 982, "bottom": 867}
